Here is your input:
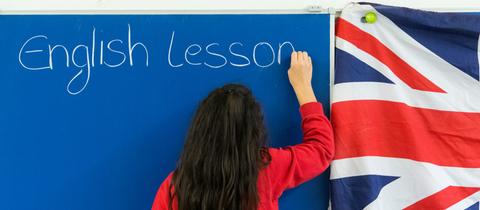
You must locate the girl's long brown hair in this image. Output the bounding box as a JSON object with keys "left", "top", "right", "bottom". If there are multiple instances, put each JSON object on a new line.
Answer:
{"left": 170, "top": 84, "right": 271, "bottom": 210}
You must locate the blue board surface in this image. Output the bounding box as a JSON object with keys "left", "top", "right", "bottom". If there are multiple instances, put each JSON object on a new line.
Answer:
{"left": 0, "top": 14, "right": 330, "bottom": 210}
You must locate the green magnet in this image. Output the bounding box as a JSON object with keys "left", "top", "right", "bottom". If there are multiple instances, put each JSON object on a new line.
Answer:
{"left": 364, "top": 12, "right": 377, "bottom": 23}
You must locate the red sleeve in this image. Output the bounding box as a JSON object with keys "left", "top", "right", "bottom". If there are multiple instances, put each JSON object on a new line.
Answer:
{"left": 152, "top": 173, "right": 176, "bottom": 210}
{"left": 266, "top": 102, "right": 334, "bottom": 198}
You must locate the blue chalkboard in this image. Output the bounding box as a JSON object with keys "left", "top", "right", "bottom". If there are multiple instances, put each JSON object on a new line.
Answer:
{"left": 0, "top": 14, "right": 330, "bottom": 210}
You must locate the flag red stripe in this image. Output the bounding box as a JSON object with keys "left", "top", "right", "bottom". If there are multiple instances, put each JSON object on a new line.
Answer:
{"left": 332, "top": 100, "right": 480, "bottom": 168}
{"left": 336, "top": 18, "right": 445, "bottom": 93}
{"left": 404, "top": 186, "right": 480, "bottom": 209}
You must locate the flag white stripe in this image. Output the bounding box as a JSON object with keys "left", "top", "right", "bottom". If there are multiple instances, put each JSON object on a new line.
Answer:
{"left": 332, "top": 82, "right": 480, "bottom": 112}
{"left": 331, "top": 157, "right": 480, "bottom": 209}
{"left": 331, "top": 157, "right": 480, "bottom": 187}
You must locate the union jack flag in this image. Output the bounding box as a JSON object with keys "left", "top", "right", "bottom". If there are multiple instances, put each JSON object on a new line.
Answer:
{"left": 330, "top": 3, "right": 480, "bottom": 210}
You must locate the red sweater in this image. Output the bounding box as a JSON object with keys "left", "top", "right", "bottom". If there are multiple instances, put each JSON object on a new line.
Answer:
{"left": 152, "top": 102, "right": 334, "bottom": 210}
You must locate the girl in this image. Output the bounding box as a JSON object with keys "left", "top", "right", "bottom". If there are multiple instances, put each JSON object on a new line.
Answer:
{"left": 152, "top": 51, "right": 334, "bottom": 210}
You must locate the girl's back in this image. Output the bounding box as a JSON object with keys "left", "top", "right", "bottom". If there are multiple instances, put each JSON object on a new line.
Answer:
{"left": 152, "top": 51, "right": 334, "bottom": 210}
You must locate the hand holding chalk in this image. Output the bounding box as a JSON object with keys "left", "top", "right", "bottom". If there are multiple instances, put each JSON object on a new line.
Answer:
{"left": 288, "top": 51, "right": 317, "bottom": 105}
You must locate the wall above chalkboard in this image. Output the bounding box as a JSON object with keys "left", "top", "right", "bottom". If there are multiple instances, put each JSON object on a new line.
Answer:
{"left": 2, "top": 0, "right": 480, "bottom": 13}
